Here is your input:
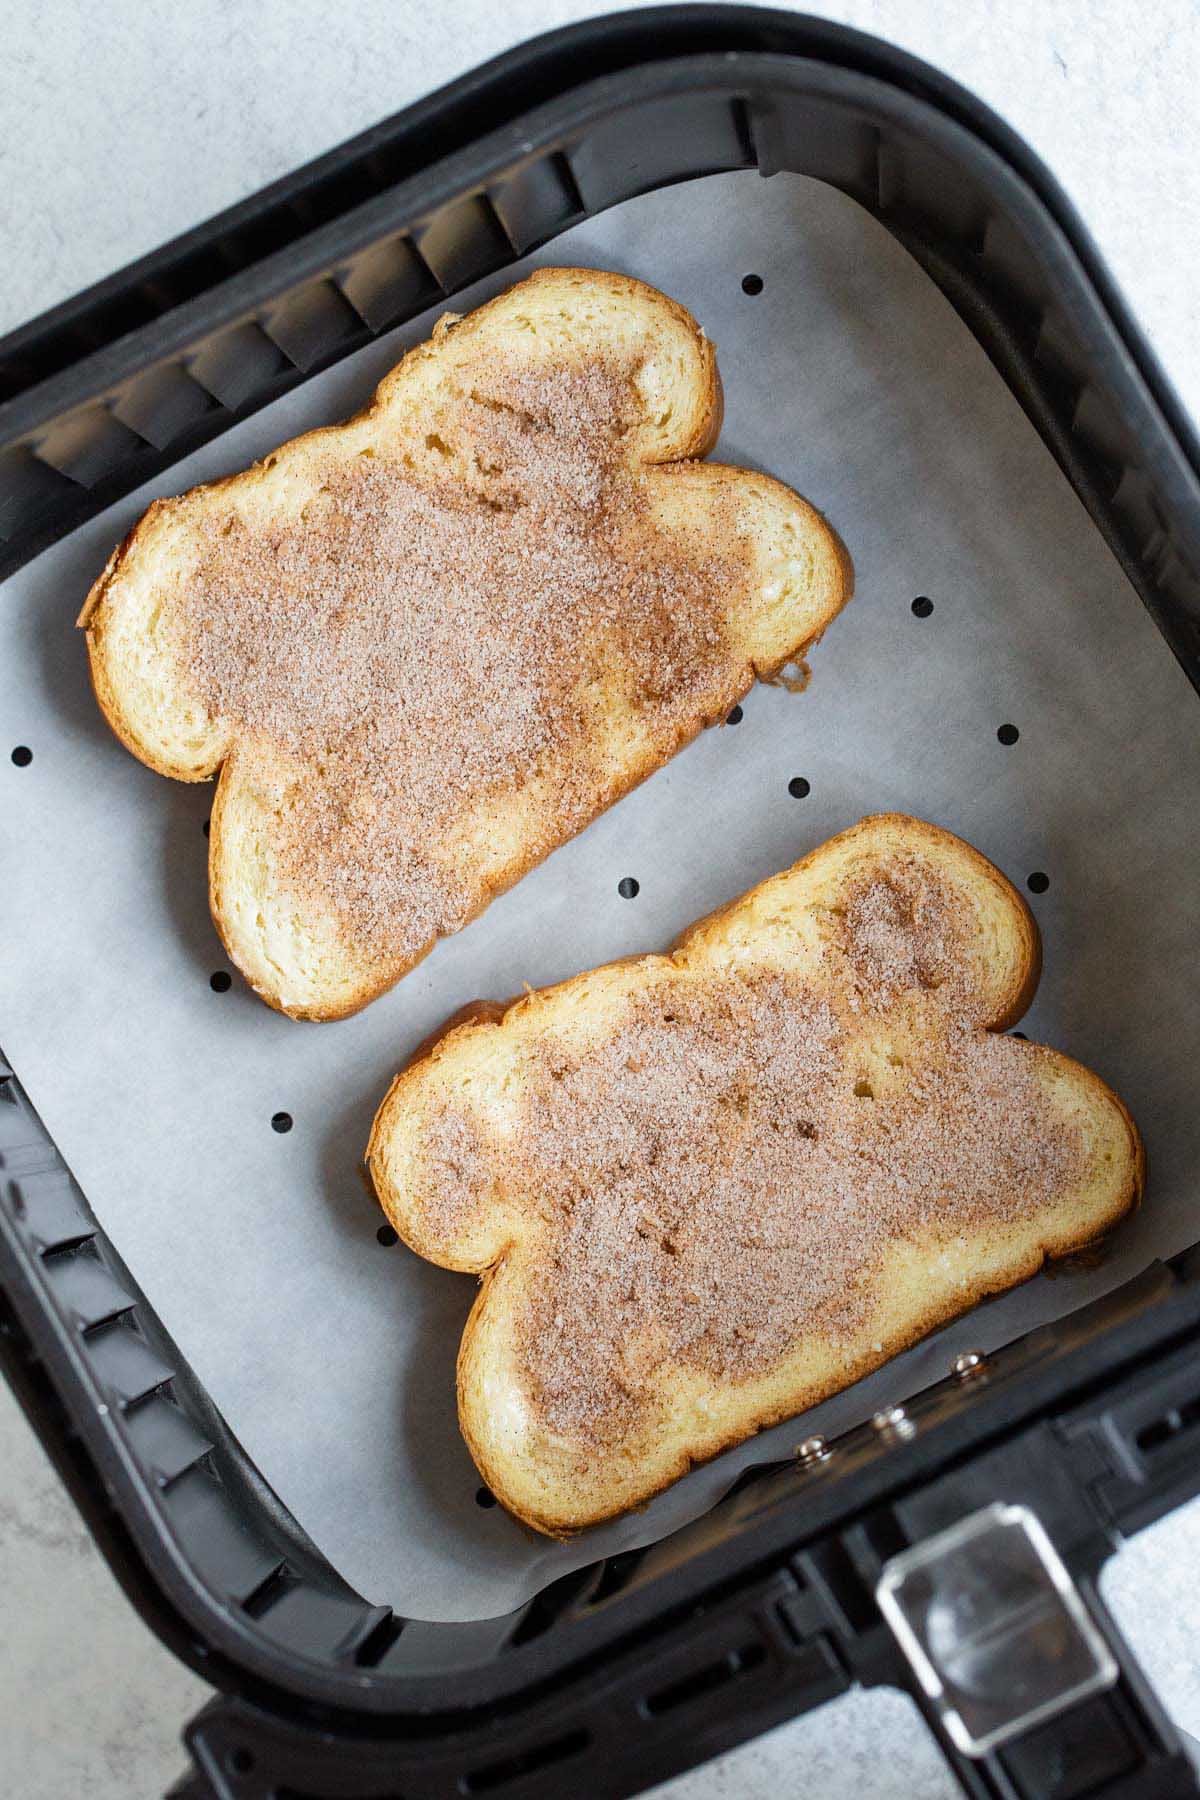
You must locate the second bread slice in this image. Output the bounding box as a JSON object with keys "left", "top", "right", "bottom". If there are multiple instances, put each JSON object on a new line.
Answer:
{"left": 368, "top": 815, "right": 1142, "bottom": 1535}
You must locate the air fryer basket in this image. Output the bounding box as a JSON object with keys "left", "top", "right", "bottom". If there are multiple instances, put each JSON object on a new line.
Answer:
{"left": 3, "top": 10, "right": 1200, "bottom": 1797}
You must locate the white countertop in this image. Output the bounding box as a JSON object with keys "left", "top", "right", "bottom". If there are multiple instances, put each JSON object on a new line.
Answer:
{"left": 3, "top": 1, "right": 1200, "bottom": 1794}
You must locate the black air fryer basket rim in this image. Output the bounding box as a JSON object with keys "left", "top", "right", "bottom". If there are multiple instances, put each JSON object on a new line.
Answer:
{"left": 2, "top": 13, "right": 1199, "bottom": 603}
{"left": 3, "top": 6, "right": 1199, "bottom": 493}
{"left": 2, "top": 9, "right": 1199, "bottom": 1791}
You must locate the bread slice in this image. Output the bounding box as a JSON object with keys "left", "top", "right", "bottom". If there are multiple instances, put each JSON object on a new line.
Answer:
{"left": 79, "top": 268, "right": 849, "bottom": 1019}
{"left": 367, "top": 814, "right": 1143, "bottom": 1536}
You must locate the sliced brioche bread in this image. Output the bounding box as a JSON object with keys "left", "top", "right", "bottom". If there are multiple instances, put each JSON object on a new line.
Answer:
{"left": 367, "top": 814, "right": 1143, "bottom": 1535}
{"left": 80, "top": 268, "right": 849, "bottom": 1019}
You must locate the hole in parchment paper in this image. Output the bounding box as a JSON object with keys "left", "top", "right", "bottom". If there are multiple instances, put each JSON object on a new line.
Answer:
{"left": 11, "top": 746, "right": 32, "bottom": 766}
{"left": 788, "top": 777, "right": 810, "bottom": 799}
{"left": 1011, "top": 1031, "right": 1028, "bottom": 1040}
{"left": 997, "top": 723, "right": 1020, "bottom": 746}
{"left": 271, "top": 1111, "right": 293, "bottom": 1134}
{"left": 202, "top": 818, "right": 210, "bottom": 837}
{"left": 475, "top": 1485, "right": 498, "bottom": 1508}
{"left": 726, "top": 704, "right": 743, "bottom": 725}
{"left": 1027, "top": 871, "right": 1050, "bottom": 894}
{"left": 618, "top": 877, "right": 640, "bottom": 899}
{"left": 741, "top": 273, "right": 764, "bottom": 295}
{"left": 911, "top": 596, "right": 934, "bottom": 618}
{"left": 376, "top": 1224, "right": 398, "bottom": 1246}
{"left": 209, "top": 971, "right": 231, "bottom": 993}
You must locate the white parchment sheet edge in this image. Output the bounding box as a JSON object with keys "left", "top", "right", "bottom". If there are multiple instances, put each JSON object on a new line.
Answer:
{"left": 3, "top": 171, "right": 1199, "bottom": 1620}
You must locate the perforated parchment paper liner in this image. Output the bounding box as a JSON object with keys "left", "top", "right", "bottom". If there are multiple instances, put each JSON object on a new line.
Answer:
{"left": 3, "top": 169, "right": 1199, "bottom": 1620}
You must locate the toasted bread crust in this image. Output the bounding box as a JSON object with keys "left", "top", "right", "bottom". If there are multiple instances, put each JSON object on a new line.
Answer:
{"left": 81, "top": 268, "right": 849, "bottom": 1018}
{"left": 368, "top": 814, "right": 1143, "bottom": 1534}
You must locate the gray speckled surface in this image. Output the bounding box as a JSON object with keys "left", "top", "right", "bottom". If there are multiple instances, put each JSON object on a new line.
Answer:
{"left": 0, "top": 1381, "right": 210, "bottom": 1795}
{"left": 2, "top": 2, "right": 1199, "bottom": 1795}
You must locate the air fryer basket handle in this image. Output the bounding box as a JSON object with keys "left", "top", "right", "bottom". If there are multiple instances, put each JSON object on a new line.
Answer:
{"left": 848, "top": 1442, "right": 1200, "bottom": 1800}
{"left": 879, "top": 1580, "right": 1198, "bottom": 1800}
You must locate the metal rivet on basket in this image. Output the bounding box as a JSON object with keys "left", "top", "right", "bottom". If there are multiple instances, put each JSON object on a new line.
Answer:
{"left": 796, "top": 1434, "right": 830, "bottom": 1466}
{"left": 872, "top": 1404, "right": 915, "bottom": 1439}
{"left": 953, "top": 1349, "right": 987, "bottom": 1380}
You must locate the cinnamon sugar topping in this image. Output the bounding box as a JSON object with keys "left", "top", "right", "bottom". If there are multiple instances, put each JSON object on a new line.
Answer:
{"left": 176, "top": 356, "right": 750, "bottom": 960}
{"left": 423, "top": 861, "right": 1086, "bottom": 1447}
{"left": 836, "top": 858, "right": 970, "bottom": 1009}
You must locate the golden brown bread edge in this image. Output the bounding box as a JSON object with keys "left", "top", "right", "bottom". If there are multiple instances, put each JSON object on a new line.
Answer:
{"left": 80, "top": 268, "right": 848, "bottom": 1021}
{"left": 367, "top": 814, "right": 1144, "bottom": 1536}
